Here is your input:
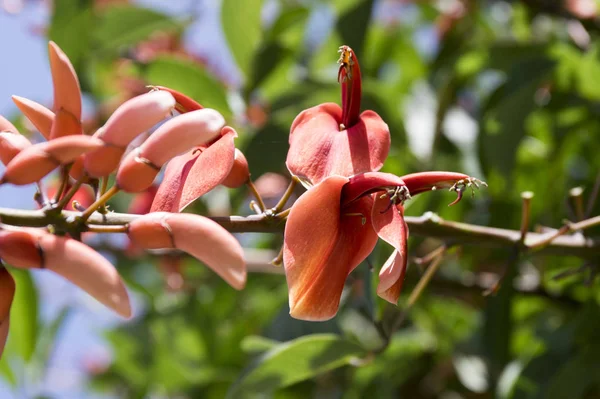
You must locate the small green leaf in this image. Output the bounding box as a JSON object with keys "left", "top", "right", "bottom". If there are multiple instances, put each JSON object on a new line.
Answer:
{"left": 143, "top": 56, "right": 231, "bottom": 118}
{"left": 221, "top": 0, "right": 264, "bottom": 81}
{"left": 227, "top": 334, "right": 365, "bottom": 397}
{"left": 8, "top": 269, "right": 38, "bottom": 362}
{"left": 94, "top": 5, "right": 185, "bottom": 54}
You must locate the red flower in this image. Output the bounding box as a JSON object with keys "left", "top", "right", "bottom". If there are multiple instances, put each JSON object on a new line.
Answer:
{"left": 283, "top": 171, "right": 484, "bottom": 321}
{"left": 285, "top": 46, "right": 390, "bottom": 187}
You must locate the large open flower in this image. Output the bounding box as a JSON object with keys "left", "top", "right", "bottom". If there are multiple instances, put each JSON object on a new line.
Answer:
{"left": 283, "top": 171, "right": 484, "bottom": 321}
{"left": 285, "top": 46, "right": 390, "bottom": 187}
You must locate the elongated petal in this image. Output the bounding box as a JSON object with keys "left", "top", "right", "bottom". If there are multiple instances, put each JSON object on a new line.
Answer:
{"left": 12, "top": 96, "right": 54, "bottom": 139}
{"left": 286, "top": 103, "right": 390, "bottom": 185}
{"left": 151, "top": 129, "right": 236, "bottom": 212}
{"left": 49, "top": 108, "right": 82, "bottom": 139}
{"left": 1, "top": 136, "right": 105, "bottom": 185}
{"left": 48, "top": 41, "right": 81, "bottom": 120}
{"left": 127, "top": 212, "right": 246, "bottom": 289}
{"left": 153, "top": 86, "right": 203, "bottom": 112}
{"left": 84, "top": 91, "right": 176, "bottom": 177}
{"left": 341, "top": 172, "right": 406, "bottom": 206}
{"left": 371, "top": 196, "right": 409, "bottom": 304}
{"left": 0, "top": 268, "right": 15, "bottom": 322}
{"left": 401, "top": 171, "right": 471, "bottom": 195}
{"left": 116, "top": 109, "right": 226, "bottom": 193}
{"left": 0, "top": 132, "right": 32, "bottom": 165}
{"left": 0, "top": 115, "right": 18, "bottom": 134}
{"left": 283, "top": 176, "right": 377, "bottom": 321}
{"left": 0, "top": 229, "right": 131, "bottom": 317}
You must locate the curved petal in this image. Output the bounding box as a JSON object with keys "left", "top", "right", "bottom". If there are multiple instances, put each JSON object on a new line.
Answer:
{"left": 0, "top": 132, "right": 32, "bottom": 165}
{"left": 341, "top": 172, "right": 406, "bottom": 206}
{"left": 153, "top": 86, "right": 203, "bottom": 112}
{"left": 0, "top": 268, "right": 15, "bottom": 322}
{"left": 0, "top": 229, "right": 131, "bottom": 317}
{"left": 283, "top": 176, "right": 378, "bottom": 321}
{"left": 151, "top": 129, "right": 236, "bottom": 212}
{"left": 1, "top": 136, "right": 105, "bottom": 185}
{"left": 127, "top": 212, "right": 246, "bottom": 289}
{"left": 0, "top": 115, "right": 18, "bottom": 134}
{"left": 84, "top": 91, "right": 175, "bottom": 178}
{"left": 286, "top": 104, "right": 390, "bottom": 185}
{"left": 49, "top": 108, "right": 82, "bottom": 139}
{"left": 401, "top": 171, "right": 472, "bottom": 195}
{"left": 221, "top": 148, "right": 250, "bottom": 188}
{"left": 371, "top": 196, "right": 409, "bottom": 304}
{"left": 0, "top": 320, "right": 8, "bottom": 360}
{"left": 116, "top": 109, "right": 226, "bottom": 193}
{"left": 48, "top": 41, "right": 81, "bottom": 120}
{"left": 12, "top": 96, "right": 54, "bottom": 139}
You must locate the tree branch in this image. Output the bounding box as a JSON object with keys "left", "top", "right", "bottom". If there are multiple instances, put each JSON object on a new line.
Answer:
{"left": 0, "top": 207, "right": 597, "bottom": 258}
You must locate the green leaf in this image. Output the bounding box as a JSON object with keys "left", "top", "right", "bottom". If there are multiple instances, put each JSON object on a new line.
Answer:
{"left": 48, "top": 0, "right": 94, "bottom": 73}
{"left": 7, "top": 269, "right": 38, "bottom": 362}
{"left": 222, "top": 0, "right": 264, "bottom": 81}
{"left": 227, "top": 334, "right": 365, "bottom": 397}
{"left": 94, "top": 5, "right": 185, "bottom": 54}
{"left": 240, "top": 335, "right": 280, "bottom": 354}
{"left": 479, "top": 58, "right": 555, "bottom": 176}
{"left": 143, "top": 56, "right": 231, "bottom": 119}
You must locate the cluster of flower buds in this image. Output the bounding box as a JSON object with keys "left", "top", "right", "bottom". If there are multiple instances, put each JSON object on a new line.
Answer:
{"left": 0, "top": 42, "right": 252, "bottom": 359}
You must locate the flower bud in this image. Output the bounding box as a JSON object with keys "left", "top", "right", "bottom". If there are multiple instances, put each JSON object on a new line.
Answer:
{"left": 1, "top": 135, "right": 104, "bottom": 185}
{"left": 12, "top": 96, "right": 54, "bottom": 139}
{"left": 127, "top": 212, "right": 246, "bottom": 289}
{"left": 48, "top": 41, "right": 81, "bottom": 120}
{"left": 84, "top": 91, "right": 176, "bottom": 177}
{"left": 116, "top": 109, "right": 225, "bottom": 192}
{"left": 0, "top": 228, "right": 131, "bottom": 318}
{"left": 153, "top": 86, "right": 203, "bottom": 112}
{"left": 222, "top": 148, "right": 250, "bottom": 188}
{"left": 0, "top": 132, "right": 32, "bottom": 165}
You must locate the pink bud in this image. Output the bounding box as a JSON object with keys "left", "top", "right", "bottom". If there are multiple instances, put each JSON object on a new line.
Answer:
{"left": 0, "top": 132, "right": 32, "bottom": 165}
{"left": 116, "top": 109, "right": 225, "bottom": 193}
{"left": 84, "top": 91, "right": 176, "bottom": 178}
{"left": 1, "top": 135, "right": 104, "bottom": 185}
{"left": 12, "top": 96, "right": 55, "bottom": 139}
{"left": 128, "top": 212, "right": 246, "bottom": 289}
{"left": 48, "top": 41, "right": 82, "bottom": 120}
{"left": 0, "top": 229, "right": 131, "bottom": 318}
{"left": 222, "top": 148, "right": 250, "bottom": 188}
{"left": 153, "top": 86, "right": 203, "bottom": 112}
{"left": 0, "top": 115, "right": 18, "bottom": 134}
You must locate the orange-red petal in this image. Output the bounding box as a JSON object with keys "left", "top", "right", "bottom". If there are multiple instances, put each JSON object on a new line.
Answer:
{"left": 48, "top": 41, "right": 81, "bottom": 120}
{"left": 283, "top": 176, "right": 378, "bottom": 321}
{"left": 12, "top": 96, "right": 54, "bottom": 139}
{"left": 151, "top": 128, "right": 236, "bottom": 212}
{"left": 371, "top": 197, "right": 409, "bottom": 304}
{"left": 286, "top": 103, "right": 390, "bottom": 185}
{"left": 0, "top": 132, "right": 32, "bottom": 165}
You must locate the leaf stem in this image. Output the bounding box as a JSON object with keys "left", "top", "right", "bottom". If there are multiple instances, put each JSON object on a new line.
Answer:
{"left": 79, "top": 185, "right": 120, "bottom": 222}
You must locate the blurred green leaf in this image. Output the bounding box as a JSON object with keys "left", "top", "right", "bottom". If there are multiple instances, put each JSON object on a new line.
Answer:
{"left": 48, "top": 0, "right": 94, "bottom": 73}
{"left": 222, "top": 0, "right": 264, "bottom": 82}
{"left": 479, "top": 58, "right": 554, "bottom": 176}
{"left": 336, "top": 0, "right": 374, "bottom": 58}
{"left": 143, "top": 56, "right": 231, "bottom": 118}
{"left": 94, "top": 5, "right": 185, "bottom": 54}
{"left": 240, "top": 335, "right": 280, "bottom": 354}
{"left": 227, "top": 334, "right": 365, "bottom": 397}
{"left": 8, "top": 269, "right": 38, "bottom": 362}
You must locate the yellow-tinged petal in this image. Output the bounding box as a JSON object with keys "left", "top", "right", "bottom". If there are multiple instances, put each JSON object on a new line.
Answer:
{"left": 283, "top": 176, "right": 378, "bottom": 321}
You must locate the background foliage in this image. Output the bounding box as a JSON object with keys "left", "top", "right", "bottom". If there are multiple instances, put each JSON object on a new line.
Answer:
{"left": 1, "top": 0, "right": 600, "bottom": 398}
